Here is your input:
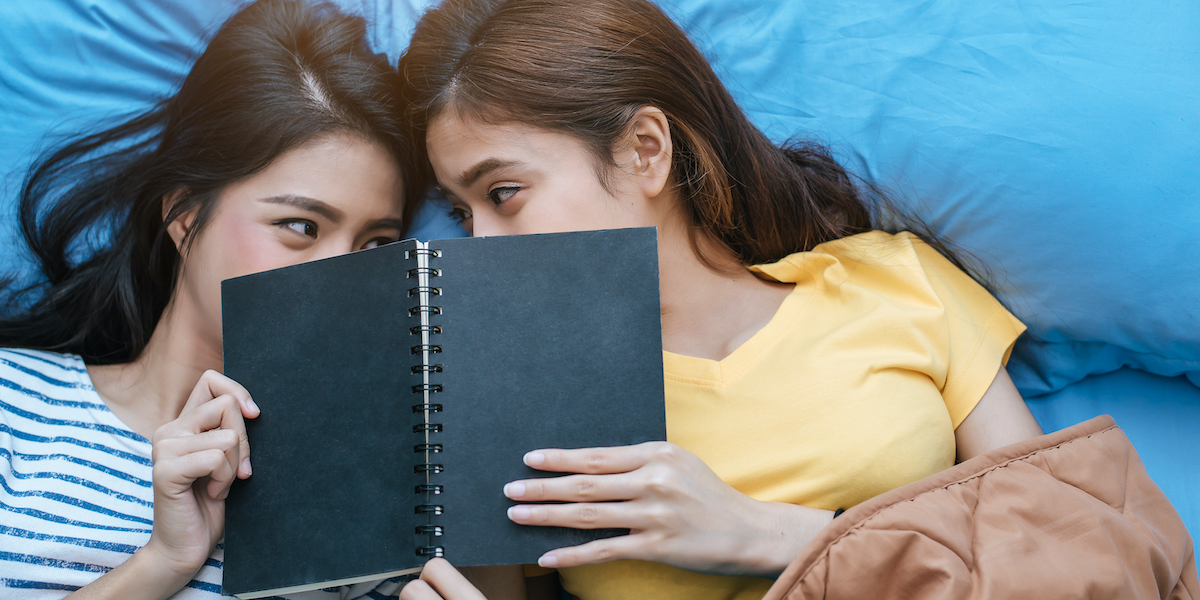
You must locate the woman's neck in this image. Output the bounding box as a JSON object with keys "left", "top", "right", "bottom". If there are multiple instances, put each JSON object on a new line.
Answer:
{"left": 656, "top": 220, "right": 794, "bottom": 361}
{"left": 87, "top": 297, "right": 221, "bottom": 439}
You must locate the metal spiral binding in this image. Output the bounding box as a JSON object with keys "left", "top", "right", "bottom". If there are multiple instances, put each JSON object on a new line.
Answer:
{"left": 408, "top": 286, "right": 442, "bottom": 298}
{"left": 411, "top": 243, "right": 445, "bottom": 558}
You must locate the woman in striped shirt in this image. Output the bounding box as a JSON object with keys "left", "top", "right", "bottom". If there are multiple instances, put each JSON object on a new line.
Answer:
{"left": 0, "top": 1, "right": 417, "bottom": 597}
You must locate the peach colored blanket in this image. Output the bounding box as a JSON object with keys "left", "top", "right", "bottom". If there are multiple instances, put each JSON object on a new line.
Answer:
{"left": 766, "top": 415, "right": 1197, "bottom": 599}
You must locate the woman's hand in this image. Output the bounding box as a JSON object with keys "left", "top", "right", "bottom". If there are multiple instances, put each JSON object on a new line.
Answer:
{"left": 400, "top": 559, "right": 489, "bottom": 600}
{"left": 141, "top": 370, "right": 259, "bottom": 585}
{"left": 503, "top": 442, "right": 834, "bottom": 577}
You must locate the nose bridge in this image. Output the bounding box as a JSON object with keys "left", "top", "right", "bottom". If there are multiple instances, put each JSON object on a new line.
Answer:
{"left": 312, "top": 231, "right": 359, "bottom": 261}
{"left": 469, "top": 211, "right": 503, "bottom": 238}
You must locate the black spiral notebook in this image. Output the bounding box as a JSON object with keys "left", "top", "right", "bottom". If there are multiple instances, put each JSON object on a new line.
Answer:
{"left": 219, "top": 227, "right": 667, "bottom": 599}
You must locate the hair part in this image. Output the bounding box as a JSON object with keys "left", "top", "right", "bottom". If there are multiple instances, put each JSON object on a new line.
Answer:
{"left": 1, "top": 0, "right": 416, "bottom": 363}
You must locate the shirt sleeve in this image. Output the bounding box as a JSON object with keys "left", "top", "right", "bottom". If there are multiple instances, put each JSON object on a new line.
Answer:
{"left": 905, "top": 234, "right": 1026, "bottom": 428}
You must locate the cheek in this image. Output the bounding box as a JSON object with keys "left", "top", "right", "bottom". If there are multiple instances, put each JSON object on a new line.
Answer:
{"left": 191, "top": 219, "right": 293, "bottom": 287}
{"left": 533, "top": 180, "right": 642, "bottom": 232}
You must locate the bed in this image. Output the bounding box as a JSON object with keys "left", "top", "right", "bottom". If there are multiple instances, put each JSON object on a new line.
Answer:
{"left": 2, "top": 0, "right": 1196, "bottom": 544}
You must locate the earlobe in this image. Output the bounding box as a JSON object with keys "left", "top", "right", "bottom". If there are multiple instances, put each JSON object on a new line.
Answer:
{"left": 626, "top": 107, "right": 673, "bottom": 198}
{"left": 162, "top": 190, "right": 197, "bottom": 252}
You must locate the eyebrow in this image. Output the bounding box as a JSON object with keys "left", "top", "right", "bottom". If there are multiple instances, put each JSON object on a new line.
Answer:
{"left": 366, "top": 217, "right": 407, "bottom": 233}
{"left": 259, "top": 194, "right": 344, "bottom": 223}
{"left": 458, "top": 158, "right": 521, "bottom": 188}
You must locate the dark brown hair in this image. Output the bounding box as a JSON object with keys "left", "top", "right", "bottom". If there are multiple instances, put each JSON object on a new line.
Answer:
{"left": 399, "top": 0, "right": 910, "bottom": 268}
{"left": 1, "top": 0, "right": 416, "bottom": 363}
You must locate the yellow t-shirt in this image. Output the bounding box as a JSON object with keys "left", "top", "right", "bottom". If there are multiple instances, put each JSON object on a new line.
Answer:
{"left": 557, "top": 231, "right": 1026, "bottom": 600}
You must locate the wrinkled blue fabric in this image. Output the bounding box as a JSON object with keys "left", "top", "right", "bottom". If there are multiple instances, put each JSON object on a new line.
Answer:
{"left": 0, "top": 0, "right": 1196, "bottom": 537}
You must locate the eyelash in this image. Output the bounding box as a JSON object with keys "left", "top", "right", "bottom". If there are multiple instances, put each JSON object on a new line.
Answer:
{"left": 363, "top": 236, "right": 399, "bottom": 250}
{"left": 447, "top": 207, "right": 470, "bottom": 224}
{"left": 487, "top": 185, "right": 520, "bottom": 205}
{"left": 275, "top": 219, "right": 317, "bottom": 238}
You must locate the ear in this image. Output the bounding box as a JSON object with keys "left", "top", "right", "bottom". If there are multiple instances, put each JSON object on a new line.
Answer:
{"left": 621, "top": 106, "right": 673, "bottom": 199}
{"left": 162, "top": 189, "right": 198, "bottom": 252}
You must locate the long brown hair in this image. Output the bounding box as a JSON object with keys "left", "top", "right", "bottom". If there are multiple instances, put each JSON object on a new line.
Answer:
{"left": 398, "top": 0, "right": 925, "bottom": 268}
{"left": 1, "top": 0, "right": 415, "bottom": 363}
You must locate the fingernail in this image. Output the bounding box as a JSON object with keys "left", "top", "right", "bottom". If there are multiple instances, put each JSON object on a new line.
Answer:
{"left": 524, "top": 451, "right": 544, "bottom": 467}
{"left": 241, "top": 457, "right": 252, "bottom": 477}
{"left": 217, "top": 487, "right": 230, "bottom": 500}
{"left": 503, "top": 482, "right": 525, "bottom": 499}
{"left": 246, "top": 396, "right": 260, "bottom": 413}
{"left": 507, "top": 506, "right": 531, "bottom": 522}
{"left": 538, "top": 554, "right": 559, "bottom": 568}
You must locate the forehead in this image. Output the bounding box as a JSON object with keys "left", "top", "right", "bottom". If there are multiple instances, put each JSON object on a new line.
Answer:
{"left": 221, "top": 133, "right": 404, "bottom": 212}
{"left": 426, "top": 113, "right": 584, "bottom": 168}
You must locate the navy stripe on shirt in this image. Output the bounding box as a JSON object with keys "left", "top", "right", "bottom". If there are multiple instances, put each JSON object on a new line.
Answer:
{"left": 0, "top": 449, "right": 152, "bottom": 507}
{"left": 0, "top": 357, "right": 93, "bottom": 391}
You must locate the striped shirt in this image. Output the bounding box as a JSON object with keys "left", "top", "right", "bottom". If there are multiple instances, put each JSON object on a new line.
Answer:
{"left": 0, "top": 349, "right": 407, "bottom": 599}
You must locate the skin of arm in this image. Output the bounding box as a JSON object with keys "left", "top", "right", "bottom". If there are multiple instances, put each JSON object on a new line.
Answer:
{"left": 954, "top": 364, "right": 1043, "bottom": 462}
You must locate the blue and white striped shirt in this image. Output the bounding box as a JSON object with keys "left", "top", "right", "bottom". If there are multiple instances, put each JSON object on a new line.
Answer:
{"left": 0, "top": 349, "right": 406, "bottom": 599}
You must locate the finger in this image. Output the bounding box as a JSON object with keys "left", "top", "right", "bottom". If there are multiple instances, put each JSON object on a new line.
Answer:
{"left": 153, "top": 428, "right": 240, "bottom": 463}
{"left": 155, "top": 448, "right": 236, "bottom": 500}
{"left": 420, "top": 558, "right": 486, "bottom": 600}
{"left": 158, "top": 394, "right": 253, "bottom": 479}
{"left": 523, "top": 441, "right": 672, "bottom": 475}
{"left": 183, "top": 369, "right": 259, "bottom": 418}
{"left": 399, "top": 579, "right": 442, "bottom": 600}
{"left": 507, "top": 500, "right": 640, "bottom": 530}
{"left": 177, "top": 393, "right": 250, "bottom": 477}
{"left": 153, "top": 428, "right": 241, "bottom": 492}
{"left": 504, "top": 473, "right": 637, "bottom": 502}
{"left": 536, "top": 534, "right": 644, "bottom": 569}
{"left": 158, "top": 393, "right": 238, "bottom": 437}
{"left": 212, "top": 393, "right": 252, "bottom": 479}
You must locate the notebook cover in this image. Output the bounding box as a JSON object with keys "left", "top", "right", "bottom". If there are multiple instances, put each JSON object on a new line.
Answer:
{"left": 424, "top": 228, "right": 666, "bottom": 565}
{"left": 221, "top": 240, "right": 424, "bottom": 596}
{"left": 222, "top": 228, "right": 666, "bottom": 594}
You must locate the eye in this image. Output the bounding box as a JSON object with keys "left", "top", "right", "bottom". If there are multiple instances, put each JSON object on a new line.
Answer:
{"left": 447, "top": 206, "right": 471, "bottom": 224}
{"left": 361, "top": 236, "right": 399, "bottom": 250}
{"left": 486, "top": 185, "right": 520, "bottom": 206}
{"left": 277, "top": 219, "right": 317, "bottom": 238}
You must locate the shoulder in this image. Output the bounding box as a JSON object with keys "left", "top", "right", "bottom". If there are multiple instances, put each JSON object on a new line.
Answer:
{"left": 0, "top": 347, "right": 91, "bottom": 386}
{"left": 751, "top": 230, "right": 1015, "bottom": 333}
{"left": 0, "top": 347, "right": 97, "bottom": 409}
{"left": 750, "top": 230, "right": 955, "bottom": 294}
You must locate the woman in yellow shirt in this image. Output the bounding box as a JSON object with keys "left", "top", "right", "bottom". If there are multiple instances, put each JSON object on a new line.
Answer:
{"left": 397, "top": 0, "right": 1045, "bottom": 599}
